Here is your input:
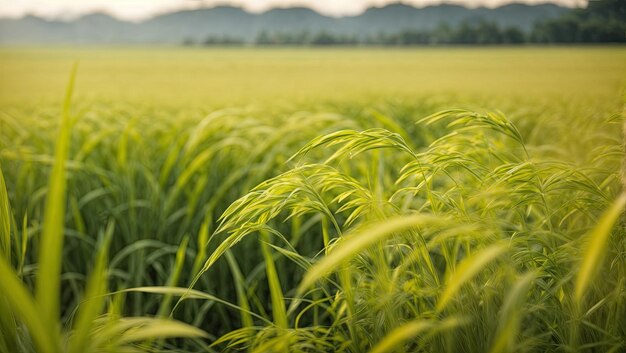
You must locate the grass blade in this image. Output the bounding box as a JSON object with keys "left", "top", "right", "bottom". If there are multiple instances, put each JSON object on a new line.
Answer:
{"left": 0, "top": 166, "right": 18, "bottom": 353}
{"left": 437, "top": 243, "right": 507, "bottom": 312}
{"left": 121, "top": 286, "right": 272, "bottom": 325}
{"left": 488, "top": 272, "right": 535, "bottom": 353}
{"left": 575, "top": 193, "right": 626, "bottom": 304}
{"left": 191, "top": 218, "right": 210, "bottom": 276}
{"left": 368, "top": 320, "right": 432, "bottom": 353}
{"left": 225, "top": 250, "right": 253, "bottom": 328}
{"left": 19, "top": 213, "right": 28, "bottom": 277}
{"left": 157, "top": 235, "right": 189, "bottom": 318}
{"left": 261, "top": 231, "right": 288, "bottom": 329}
{"left": 0, "top": 256, "right": 59, "bottom": 353}
{"left": 0, "top": 165, "right": 10, "bottom": 262}
{"left": 116, "top": 319, "right": 208, "bottom": 344}
{"left": 35, "top": 63, "right": 77, "bottom": 332}
{"left": 68, "top": 221, "right": 114, "bottom": 353}
{"left": 298, "top": 214, "right": 445, "bottom": 294}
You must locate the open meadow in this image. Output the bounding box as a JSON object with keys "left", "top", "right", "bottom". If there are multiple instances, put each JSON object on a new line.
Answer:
{"left": 0, "top": 46, "right": 625, "bottom": 353}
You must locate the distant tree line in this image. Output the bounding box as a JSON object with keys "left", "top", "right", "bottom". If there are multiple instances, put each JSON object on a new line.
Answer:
{"left": 183, "top": 0, "right": 625, "bottom": 46}
{"left": 247, "top": 22, "right": 526, "bottom": 46}
{"left": 531, "top": 0, "right": 625, "bottom": 43}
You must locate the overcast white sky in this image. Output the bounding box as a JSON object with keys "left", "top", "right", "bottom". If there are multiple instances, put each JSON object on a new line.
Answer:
{"left": 0, "top": 0, "right": 586, "bottom": 20}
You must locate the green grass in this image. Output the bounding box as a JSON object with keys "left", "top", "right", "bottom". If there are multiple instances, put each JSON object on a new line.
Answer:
{"left": 0, "top": 47, "right": 625, "bottom": 106}
{"left": 0, "top": 46, "right": 625, "bottom": 352}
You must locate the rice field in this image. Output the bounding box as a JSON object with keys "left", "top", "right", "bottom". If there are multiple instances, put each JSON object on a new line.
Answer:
{"left": 0, "top": 47, "right": 625, "bottom": 353}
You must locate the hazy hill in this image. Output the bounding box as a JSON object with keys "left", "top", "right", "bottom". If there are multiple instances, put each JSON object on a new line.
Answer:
{"left": 0, "top": 2, "right": 570, "bottom": 44}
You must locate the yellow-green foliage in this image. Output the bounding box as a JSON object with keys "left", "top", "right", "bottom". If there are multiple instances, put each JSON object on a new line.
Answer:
{"left": 0, "top": 47, "right": 624, "bottom": 353}
{"left": 0, "top": 47, "right": 625, "bottom": 106}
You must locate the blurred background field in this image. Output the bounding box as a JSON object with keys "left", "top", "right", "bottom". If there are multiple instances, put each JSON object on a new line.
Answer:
{"left": 1, "top": 46, "right": 624, "bottom": 107}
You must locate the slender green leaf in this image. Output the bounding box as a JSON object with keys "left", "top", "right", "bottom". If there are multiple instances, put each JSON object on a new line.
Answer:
{"left": 437, "top": 243, "right": 507, "bottom": 311}
{"left": 261, "top": 231, "right": 288, "bottom": 329}
{"left": 369, "top": 321, "right": 432, "bottom": 353}
{"left": 35, "top": 63, "right": 77, "bottom": 331}
{"left": 225, "top": 250, "right": 253, "bottom": 328}
{"left": 68, "top": 221, "right": 114, "bottom": 353}
{"left": 299, "top": 214, "right": 446, "bottom": 293}
{"left": 116, "top": 319, "right": 208, "bottom": 344}
{"left": 0, "top": 256, "right": 59, "bottom": 353}
{"left": 575, "top": 193, "right": 626, "bottom": 303}
{"left": 157, "top": 235, "right": 189, "bottom": 318}
{"left": 488, "top": 272, "right": 535, "bottom": 353}
{"left": 0, "top": 165, "right": 10, "bottom": 262}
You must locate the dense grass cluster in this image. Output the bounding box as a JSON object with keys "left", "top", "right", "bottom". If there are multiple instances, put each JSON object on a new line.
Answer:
{"left": 0, "top": 70, "right": 625, "bottom": 352}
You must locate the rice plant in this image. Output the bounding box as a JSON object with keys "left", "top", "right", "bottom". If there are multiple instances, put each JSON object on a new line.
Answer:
{"left": 0, "top": 64, "right": 624, "bottom": 352}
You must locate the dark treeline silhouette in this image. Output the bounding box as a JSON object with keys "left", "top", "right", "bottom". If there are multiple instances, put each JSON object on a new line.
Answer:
{"left": 255, "top": 31, "right": 359, "bottom": 46}
{"left": 189, "top": 0, "right": 624, "bottom": 46}
{"left": 247, "top": 22, "right": 525, "bottom": 46}
{"left": 196, "top": 36, "right": 245, "bottom": 46}
{"left": 354, "top": 22, "right": 525, "bottom": 45}
{"left": 531, "top": 0, "right": 625, "bottom": 43}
